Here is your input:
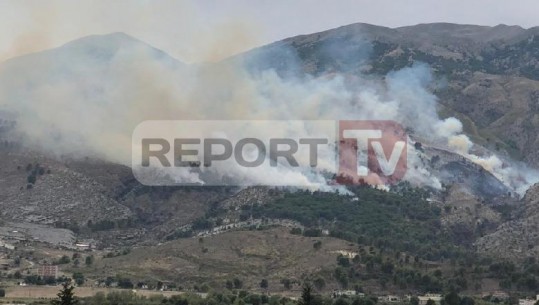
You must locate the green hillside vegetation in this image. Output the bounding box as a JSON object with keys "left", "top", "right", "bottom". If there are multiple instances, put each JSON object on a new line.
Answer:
{"left": 252, "top": 184, "right": 462, "bottom": 261}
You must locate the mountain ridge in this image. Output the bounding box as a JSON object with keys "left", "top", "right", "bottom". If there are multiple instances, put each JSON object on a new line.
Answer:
{"left": 1, "top": 22, "right": 539, "bottom": 292}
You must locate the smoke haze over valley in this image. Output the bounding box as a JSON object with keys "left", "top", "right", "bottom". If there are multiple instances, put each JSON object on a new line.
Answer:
{"left": 0, "top": 24, "right": 537, "bottom": 194}
{"left": 3, "top": 1, "right": 539, "bottom": 303}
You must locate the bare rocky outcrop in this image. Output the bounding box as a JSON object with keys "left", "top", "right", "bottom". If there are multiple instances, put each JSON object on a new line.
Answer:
{"left": 475, "top": 184, "right": 539, "bottom": 260}
{"left": 441, "top": 184, "right": 502, "bottom": 246}
{"left": 0, "top": 151, "right": 133, "bottom": 226}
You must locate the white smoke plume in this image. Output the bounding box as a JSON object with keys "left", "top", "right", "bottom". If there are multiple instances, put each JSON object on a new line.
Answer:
{"left": 0, "top": 25, "right": 537, "bottom": 193}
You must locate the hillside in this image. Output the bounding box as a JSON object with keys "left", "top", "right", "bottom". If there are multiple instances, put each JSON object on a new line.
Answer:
{"left": 240, "top": 23, "right": 539, "bottom": 167}
{"left": 1, "top": 23, "right": 539, "bottom": 295}
{"left": 476, "top": 183, "right": 539, "bottom": 260}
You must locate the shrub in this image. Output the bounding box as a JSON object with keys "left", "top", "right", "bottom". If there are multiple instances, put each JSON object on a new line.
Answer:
{"left": 27, "top": 175, "right": 36, "bottom": 184}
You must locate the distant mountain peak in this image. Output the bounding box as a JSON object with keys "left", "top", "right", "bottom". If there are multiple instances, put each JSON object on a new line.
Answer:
{"left": 61, "top": 32, "right": 148, "bottom": 50}
{"left": 56, "top": 32, "right": 178, "bottom": 63}
{"left": 0, "top": 31, "right": 184, "bottom": 76}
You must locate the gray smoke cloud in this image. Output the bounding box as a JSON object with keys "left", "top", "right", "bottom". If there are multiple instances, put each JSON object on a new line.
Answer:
{"left": 0, "top": 29, "right": 536, "bottom": 193}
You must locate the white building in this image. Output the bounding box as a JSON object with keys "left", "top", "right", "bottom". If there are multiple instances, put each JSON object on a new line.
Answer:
{"left": 379, "top": 295, "right": 401, "bottom": 303}
{"left": 418, "top": 294, "right": 442, "bottom": 305}
{"left": 333, "top": 290, "right": 363, "bottom": 298}
{"left": 519, "top": 295, "right": 539, "bottom": 305}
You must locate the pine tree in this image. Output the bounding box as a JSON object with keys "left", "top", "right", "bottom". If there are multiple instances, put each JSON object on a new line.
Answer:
{"left": 298, "top": 283, "right": 314, "bottom": 305}
{"left": 51, "top": 281, "right": 78, "bottom": 305}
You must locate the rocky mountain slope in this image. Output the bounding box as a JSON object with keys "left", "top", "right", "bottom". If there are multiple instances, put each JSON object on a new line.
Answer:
{"left": 242, "top": 23, "right": 539, "bottom": 166}
{"left": 244, "top": 22, "right": 539, "bottom": 261}
{"left": 476, "top": 184, "right": 539, "bottom": 260}
{"left": 1, "top": 22, "right": 539, "bottom": 287}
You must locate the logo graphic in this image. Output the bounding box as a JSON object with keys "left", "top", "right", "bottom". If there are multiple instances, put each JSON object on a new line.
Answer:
{"left": 132, "top": 120, "right": 407, "bottom": 186}
{"left": 337, "top": 120, "right": 407, "bottom": 185}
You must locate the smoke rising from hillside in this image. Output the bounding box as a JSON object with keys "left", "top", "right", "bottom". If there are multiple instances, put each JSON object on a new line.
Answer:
{"left": 0, "top": 24, "right": 537, "bottom": 192}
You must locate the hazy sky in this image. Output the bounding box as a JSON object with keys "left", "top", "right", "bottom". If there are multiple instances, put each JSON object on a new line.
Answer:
{"left": 1, "top": 0, "right": 538, "bottom": 63}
